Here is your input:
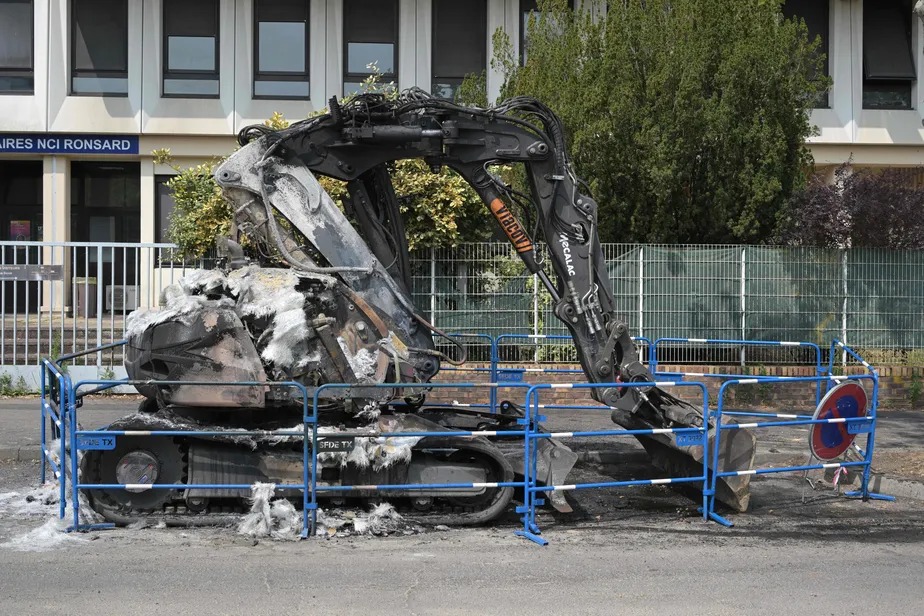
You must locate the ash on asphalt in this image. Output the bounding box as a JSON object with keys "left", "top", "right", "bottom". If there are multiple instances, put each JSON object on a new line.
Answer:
{"left": 3, "top": 443, "right": 923, "bottom": 552}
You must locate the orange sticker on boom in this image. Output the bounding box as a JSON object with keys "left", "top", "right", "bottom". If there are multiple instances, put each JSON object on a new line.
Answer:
{"left": 489, "top": 198, "right": 534, "bottom": 253}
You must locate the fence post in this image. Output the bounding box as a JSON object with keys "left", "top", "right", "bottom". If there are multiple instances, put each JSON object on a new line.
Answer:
{"left": 740, "top": 247, "right": 746, "bottom": 367}
{"left": 841, "top": 249, "right": 848, "bottom": 367}
{"left": 638, "top": 246, "right": 644, "bottom": 338}
{"left": 533, "top": 273, "right": 539, "bottom": 363}
{"left": 429, "top": 247, "right": 436, "bottom": 327}
{"left": 96, "top": 246, "right": 104, "bottom": 371}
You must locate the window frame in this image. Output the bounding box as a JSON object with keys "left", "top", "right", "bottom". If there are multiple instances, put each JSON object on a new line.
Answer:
{"left": 252, "top": 0, "right": 311, "bottom": 100}
{"left": 781, "top": 0, "right": 831, "bottom": 109}
{"left": 161, "top": 0, "right": 221, "bottom": 99}
{"left": 520, "top": 0, "right": 574, "bottom": 66}
{"left": 69, "top": 0, "right": 129, "bottom": 97}
{"left": 342, "top": 0, "right": 399, "bottom": 96}
{"left": 431, "top": 0, "right": 487, "bottom": 100}
{"left": 0, "top": 0, "right": 35, "bottom": 95}
{"left": 862, "top": 0, "right": 916, "bottom": 111}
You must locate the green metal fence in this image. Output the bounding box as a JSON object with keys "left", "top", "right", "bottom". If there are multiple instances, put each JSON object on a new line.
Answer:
{"left": 410, "top": 243, "right": 924, "bottom": 365}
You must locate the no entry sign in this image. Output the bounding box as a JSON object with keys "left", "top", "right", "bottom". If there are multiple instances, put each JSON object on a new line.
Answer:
{"left": 809, "top": 382, "right": 868, "bottom": 461}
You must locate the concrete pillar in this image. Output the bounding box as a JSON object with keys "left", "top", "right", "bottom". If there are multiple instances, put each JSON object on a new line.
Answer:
{"left": 41, "top": 155, "right": 69, "bottom": 311}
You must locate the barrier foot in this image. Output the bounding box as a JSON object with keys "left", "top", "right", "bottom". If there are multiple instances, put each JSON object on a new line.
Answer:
{"left": 704, "top": 510, "right": 734, "bottom": 527}
{"left": 66, "top": 523, "right": 116, "bottom": 533}
{"left": 844, "top": 490, "right": 896, "bottom": 502}
{"left": 515, "top": 530, "right": 549, "bottom": 546}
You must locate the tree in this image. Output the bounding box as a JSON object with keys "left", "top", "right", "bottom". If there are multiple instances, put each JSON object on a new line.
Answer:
{"left": 494, "top": 0, "right": 828, "bottom": 244}
{"left": 777, "top": 164, "right": 924, "bottom": 250}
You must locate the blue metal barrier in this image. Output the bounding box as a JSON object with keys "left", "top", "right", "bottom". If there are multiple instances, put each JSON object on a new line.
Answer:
{"left": 307, "top": 381, "right": 532, "bottom": 537}
{"left": 39, "top": 358, "right": 70, "bottom": 519}
{"left": 517, "top": 380, "right": 711, "bottom": 546}
{"left": 64, "top": 378, "right": 315, "bottom": 533}
{"left": 705, "top": 339, "right": 893, "bottom": 527}
{"left": 38, "top": 335, "right": 893, "bottom": 544}
{"left": 429, "top": 333, "right": 498, "bottom": 412}
{"left": 491, "top": 334, "right": 652, "bottom": 413}
{"left": 651, "top": 337, "right": 826, "bottom": 405}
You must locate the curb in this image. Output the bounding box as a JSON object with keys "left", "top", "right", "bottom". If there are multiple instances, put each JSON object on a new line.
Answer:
{"left": 0, "top": 446, "right": 40, "bottom": 462}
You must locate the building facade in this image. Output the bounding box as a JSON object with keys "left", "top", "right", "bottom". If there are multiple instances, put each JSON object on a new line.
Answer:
{"left": 0, "top": 0, "right": 921, "bottom": 252}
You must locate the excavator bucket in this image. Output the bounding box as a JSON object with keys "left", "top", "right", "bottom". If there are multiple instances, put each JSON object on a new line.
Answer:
{"left": 611, "top": 407, "right": 757, "bottom": 512}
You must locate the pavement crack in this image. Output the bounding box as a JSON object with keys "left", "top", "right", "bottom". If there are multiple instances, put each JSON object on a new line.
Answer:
{"left": 403, "top": 567, "right": 424, "bottom": 615}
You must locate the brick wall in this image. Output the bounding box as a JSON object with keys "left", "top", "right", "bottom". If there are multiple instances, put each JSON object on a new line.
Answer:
{"left": 427, "top": 363, "right": 924, "bottom": 411}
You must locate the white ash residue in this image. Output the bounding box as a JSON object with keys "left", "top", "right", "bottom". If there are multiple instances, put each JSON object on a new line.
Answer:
{"left": 316, "top": 503, "right": 420, "bottom": 538}
{"left": 179, "top": 268, "right": 228, "bottom": 295}
{"left": 227, "top": 266, "right": 309, "bottom": 369}
{"left": 127, "top": 266, "right": 314, "bottom": 372}
{"left": 237, "top": 483, "right": 301, "bottom": 541}
{"left": 0, "top": 482, "right": 103, "bottom": 552}
{"left": 314, "top": 427, "right": 421, "bottom": 472}
{"left": 125, "top": 283, "right": 234, "bottom": 340}
{"left": 1, "top": 517, "right": 84, "bottom": 552}
{"left": 337, "top": 336, "right": 380, "bottom": 382}
{"left": 357, "top": 401, "right": 383, "bottom": 421}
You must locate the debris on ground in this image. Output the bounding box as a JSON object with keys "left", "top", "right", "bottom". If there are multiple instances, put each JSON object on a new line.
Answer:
{"left": 316, "top": 503, "right": 423, "bottom": 538}
{"left": 237, "top": 483, "right": 301, "bottom": 541}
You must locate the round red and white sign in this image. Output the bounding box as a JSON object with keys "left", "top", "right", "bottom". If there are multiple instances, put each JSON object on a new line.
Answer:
{"left": 809, "top": 381, "right": 868, "bottom": 461}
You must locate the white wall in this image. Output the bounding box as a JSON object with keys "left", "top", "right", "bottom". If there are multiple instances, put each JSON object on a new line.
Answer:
{"left": 0, "top": 0, "right": 48, "bottom": 132}
{"left": 4, "top": 0, "right": 924, "bottom": 166}
{"left": 807, "top": 0, "right": 924, "bottom": 163}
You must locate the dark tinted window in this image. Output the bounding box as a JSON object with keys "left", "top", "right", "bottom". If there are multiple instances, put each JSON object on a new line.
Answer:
{"left": 520, "top": 0, "right": 573, "bottom": 65}
{"left": 782, "top": 0, "right": 830, "bottom": 108}
{"left": 71, "top": 0, "right": 129, "bottom": 95}
{"left": 432, "top": 0, "right": 486, "bottom": 100}
{"left": 254, "top": 0, "right": 310, "bottom": 98}
{"left": 0, "top": 0, "right": 33, "bottom": 93}
{"left": 163, "top": 0, "right": 220, "bottom": 97}
{"left": 862, "top": 0, "right": 916, "bottom": 110}
{"left": 343, "top": 0, "right": 398, "bottom": 96}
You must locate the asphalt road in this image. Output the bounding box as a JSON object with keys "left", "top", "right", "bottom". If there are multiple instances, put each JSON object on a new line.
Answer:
{"left": 2, "top": 397, "right": 924, "bottom": 614}
{"left": 2, "top": 457, "right": 923, "bottom": 616}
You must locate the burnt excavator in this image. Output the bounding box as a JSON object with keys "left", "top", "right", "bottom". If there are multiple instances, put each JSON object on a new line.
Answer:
{"left": 81, "top": 90, "right": 756, "bottom": 526}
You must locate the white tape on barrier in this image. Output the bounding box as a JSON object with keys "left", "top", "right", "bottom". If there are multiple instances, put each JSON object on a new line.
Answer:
{"left": 650, "top": 478, "right": 672, "bottom": 485}
{"left": 473, "top": 482, "right": 499, "bottom": 489}
{"left": 125, "top": 484, "right": 153, "bottom": 490}
{"left": 738, "top": 379, "right": 760, "bottom": 385}
{"left": 550, "top": 432, "right": 573, "bottom": 438}
{"left": 654, "top": 381, "right": 676, "bottom": 387}
{"left": 551, "top": 384, "right": 574, "bottom": 389}
{"left": 736, "top": 470, "right": 758, "bottom": 476}
{"left": 780, "top": 341, "right": 802, "bottom": 346}
{"left": 554, "top": 485, "right": 577, "bottom": 491}
{"left": 124, "top": 431, "right": 152, "bottom": 436}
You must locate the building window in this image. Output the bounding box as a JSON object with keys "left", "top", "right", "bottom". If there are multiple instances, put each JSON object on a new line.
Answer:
{"left": 863, "top": 0, "right": 915, "bottom": 110}
{"left": 71, "top": 0, "right": 128, "bottom": 96}
{"left": 431, "top": 0, "right": 486, "bottom": 100}
{"left": 343, "top": 0, "right": 398, "bottom": 96}
{"left": 520, "top": 0, "right": 573, "bottom": 65}
{"left": 0, "top": 0, "right": 33, "bottom": 94}
{"left": 163, "top": 0, "right": 220, "bottom": 97}
{"left": 782, "top": 0, "right": 830, "bottom": 109}
{"left": 253, "top": 0, "right": 309, "bottom": 99}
